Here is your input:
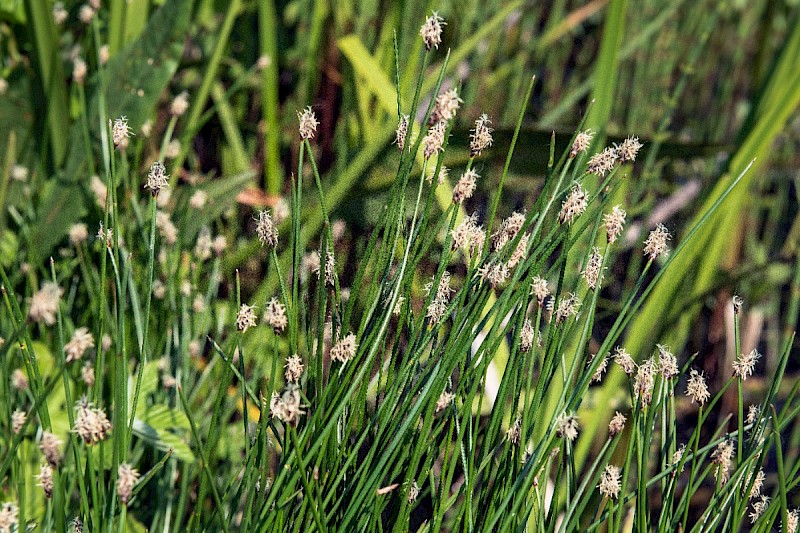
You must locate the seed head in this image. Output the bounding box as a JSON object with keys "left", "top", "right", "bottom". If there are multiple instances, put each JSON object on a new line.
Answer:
{"left": 434, "top": 166, "right": 448, "bottom": 185}
{"left": 156, "top": 211, "right": 178, "bottom": 245}
{"left": 39, "top": 431, "right": 63, "bottom": 467}
{"left": 117, "top": 463, "right": 140, "bottom": 505}
{"left": 507, "top": 233, "right": 530, "bottom": 269}
{"left": 686, "top": 368, "right": 710, "bottom": 405}
{"left": 586, "top": 146, "right": 619, "bottom": 176}
{"left": 297, "top": 106, "right": 319, "bottom": 140}
{"left": 111, "top": 116, "right": 133, "bottom": 149}
{"left": 79, "top": 4, "right": 95, "bottom": 24}
{"left": 436, "top": 390, "right": 455, "bottom": 413}
{"left": 531, "top": 276, "right": 550, "bottom": 306}
{"left": 284, "top": 355, "right": 304, "bottom": 384}
{"left": 452, "top": 169, "right": 478, "bottom": 204}
{"left": 582, "top": 247, "right": 604, "bottom": 290}
{"left": 732, "top": 294, "right": 744, "bottom": 314}
{"left": 672, "top": 443, "right": 686, "bottom": 472}
{"left": 408, "top": 481, "right": 420, "bottom": 504}
{"left": 423, "top": 121, "right": 447, "bottom": 159}
{"left": 270, "top": 385, "right": 305, "bottom": 424}
{"left": 491, "top": 211, "right": 526, "bottom": 251}
{"left": 264, "top": 297, "right": 288, "bottom": 333}
{"left": 520, "top": 319, "right": 535, "bottom": 353}
{"left": 785, "top": 510, "right": 799, "bottom": 533}
{"left": 73, "top": 57, "right": 87, "bottom": 85}
{"left": 470, "top": 114, "right": 493, "bottom": 157}
{"left": 189, "top": 190, "right": 208, "bottom": 209}
{"left": 634, "top": 357, "right": 656, "bottom": 406}
{"left": 12, "top": 369, "right": 27, "bottom": 390}
{"left": 256, "top": 210, "right": 279, "bottom": 247}
{"left": 236, "top": 304, "right": 258, "bottom": 333}
{"left": 212, "top": 235, "right": 227, "bottom": 256}
{"left": 395, "top": 115, "right": 409, "bottom": 151}
{"left": 91, "top": 175, "right": 108, "bottom": 207}
{"left": 589, "top": 352, "right": 609, "bottom": 383}
{"left": 12, "top": 410, "right": 26, "bottom": 434}
{"left": 29, "top": 282, "right": 63, "bottom": 325}
{"left": 65, "top": 327, "right": 95, "bottom": 363}
{"left": 0, "top": 502, "right": 19, "bottom": 532}
{"left": 320, "top": 250, "right": 336, "bottom": 286}
{"left": 432, "top": 88, "right": 462, "bottom": 124}
{"left": 733, "top": 349, "right": 761, "bottom": 380}
{"left": 657, "top": 344, "right": 678, "bottom": 379}
{"left": 643, "top": 224, "right": 671, "bottom": 260}
{"left": 451, "top": 213, "right": 486, "bottom": 257}
{"left": 195, "top": 228, "right": 213, "bottom": 261}
{"left": 330, "top": 333, "right": 357, "bottom": 364}
{"left": 603, "top": 205, "right": 626, "bottom": 244}
{"left": 145, "top": 161, "right": 169, "bottom": 196}
{"left": 749, "top": 495, "right": 770, "bottom": 523}
{"left": 558, "top": 184, "right": 588, "bottom": 224}
{"left": 570, "top": 130, "right": 594, "bottom": 158}
{"left": 69, "top": 223, "right": 89, "bottom": 245}
{"left": 82, "top": 362, "right": 95, "bottom": 387}
{"left": 599, "top": 465, "right": 622, "bottom": 499}
{"left": 554, "top": 293, "right": 580, "bottom": 324}
{"left": 608, "top": 411, "right": 626, "bottom": 436}
{"left": 53, "top": 2, "right": 67, "bottom": 24}
{"left": 73, "top": 397, "right": 112, "bottom": 445}
{"left": 555, "top": 411, "right": 579, "bottom": 442}
{"left": 425, "top": 271, "right": 454, "bottom": 324}
{"left": 615, "top": 136, "right": 643, "bottom": 163}
{"left": 37, "top": 463, "right": 54, "bottom": 498}
{"left": 711, "top": 439, "right": 735, "bottom": 485}
{"left": 507, "top": 414, "right": 522, "bottom": 445}
{"left": 749, "top": 468, "right": 765, "bottom": 499}
{"left": 478, "top": 261, "right": 509, "bottom": 288}
{"left": 747, "top": 404, "right": 760, "bottom": 425}
{"left": 420, "top": 12, "right": 445, "bottom": 50}
{"left": 170, "top": 91, "right": 190, "bottom": 117}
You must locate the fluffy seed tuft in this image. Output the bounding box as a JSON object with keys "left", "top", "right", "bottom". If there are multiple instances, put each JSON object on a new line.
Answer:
{"left": 643, "top": 224, "right": 671, "bottom": 260}
{"left": 470, "top": 114, "right": 493, "bottom": 156}
{"left": 420, "top": 12, "right": 445, "bottom": 50}
{"left": 117, "top": 463, "right": 140, "bottom": 505}
{"left": 558, "top": 185, "right": 588, "bottom": 224}
{"left": 330, "top": 333, "right": 358, "bottom": 364}
{"left": 297, "top": 107, "right": 319, "bottom": 140}
{"left": 452, "top": 170, "right": 479, "bottom": 204}
{"left": 599, "top": 465, "right": 622, "bottom": 499}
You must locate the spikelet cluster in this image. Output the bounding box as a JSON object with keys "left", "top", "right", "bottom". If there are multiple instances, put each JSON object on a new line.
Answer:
{"left": 470, "top": 114, "right": 493, "bottom": 156}
{"left": 451, "top": 213, "right": 486, "bottom": 257}
{"left": 270, "top": 385, "right": 305, "bottom": 424}
{"left": 117, "top": 463, "right": 140, "bottom": 505}
{"left": 73, "top": 397, "right": 113, "bottom": 445}
{"left": 297, "top": 107, "right": 319, "bottom": 140}
{"left": 452, "top": 170, "right": 478, "bottom": 204}
{"left": 330, "top": 333, "right": 358, "bottom": 364}
{"left": 425, "top": 271, "right": 454, "bottom": 324}
{"left": 558, "top": 185, "right": 588, "bottom": 225}
{"left": 420, "top": 12, "right": 445, "bottom": 50}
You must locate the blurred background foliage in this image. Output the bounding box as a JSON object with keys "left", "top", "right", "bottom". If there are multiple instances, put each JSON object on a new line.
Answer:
{"left": 2, "top": 0, "right": 800, "bottom": 481}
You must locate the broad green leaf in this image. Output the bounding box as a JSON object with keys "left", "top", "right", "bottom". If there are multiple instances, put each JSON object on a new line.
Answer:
{"left": 128, "top": 360, "right": 160, "bottom": 416}
{"left": 0, "top": 0, "right": 24, "bottom": 22}
{"left": 140, "top": 403, "right": 191, "bottom": 431}
{"left": 133, "top": 418, "right": 195, "bottom": 462}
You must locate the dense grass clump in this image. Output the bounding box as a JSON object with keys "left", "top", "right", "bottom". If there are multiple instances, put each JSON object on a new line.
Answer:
{"left": 2, "top": 1, "right": 800, "bottom": 532}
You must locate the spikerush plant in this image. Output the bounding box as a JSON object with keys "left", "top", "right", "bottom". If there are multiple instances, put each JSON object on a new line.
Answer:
{"left": 1, "top": 9, "right": 799, "bottom": 533}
